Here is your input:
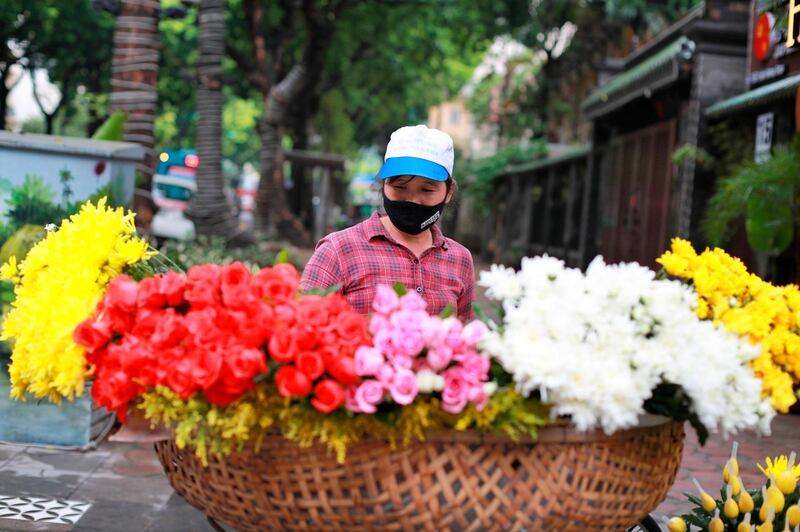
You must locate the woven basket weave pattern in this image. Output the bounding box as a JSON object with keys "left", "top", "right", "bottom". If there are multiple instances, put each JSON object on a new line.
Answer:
{"left": 155, "top": 421, "right": 684, "bottom": 531}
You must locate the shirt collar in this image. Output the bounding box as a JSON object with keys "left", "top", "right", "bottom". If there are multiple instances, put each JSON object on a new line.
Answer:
{"left": 365, "top": 211, "right": 448, "bottom": 250}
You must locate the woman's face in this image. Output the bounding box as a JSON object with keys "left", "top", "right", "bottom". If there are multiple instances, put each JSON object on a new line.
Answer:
{"left": 383, "top": 175, "right": 452, "bottom": 206}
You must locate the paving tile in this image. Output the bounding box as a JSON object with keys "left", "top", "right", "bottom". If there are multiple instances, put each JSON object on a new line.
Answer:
{"left": 146, "top": 492, "right": 217, "bottom": 532}
{"left": 0, "top": 444, "right": 25, "bottom": 468}
{"left": 71, "top": 499, "right": 155, "bottom": 531}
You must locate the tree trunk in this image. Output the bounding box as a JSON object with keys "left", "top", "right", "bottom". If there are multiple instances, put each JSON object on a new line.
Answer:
{"left": 185, "top": 0, "right": 244, "bottom": 242}
{"left": 254, "top": 64, "right": 311, "bottom": 244}
{"left": 0, "top": 67, "right": 10, "bottom": 130}
{"left": 109, "top": 0, "right": 160, "bottom": 190}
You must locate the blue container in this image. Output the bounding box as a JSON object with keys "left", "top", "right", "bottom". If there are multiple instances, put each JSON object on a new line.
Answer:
{"left": 0, "top": 361, "right": 115, "bottom": 449}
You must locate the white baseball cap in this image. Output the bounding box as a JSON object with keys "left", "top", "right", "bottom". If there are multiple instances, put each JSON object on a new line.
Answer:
{"left": 377, "top": 125, "right": 454, "bottom": 182}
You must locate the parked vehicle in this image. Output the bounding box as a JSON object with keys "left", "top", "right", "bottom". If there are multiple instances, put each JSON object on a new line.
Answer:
{"left": 151, "top": 149, "right": 197, "bottom": 242}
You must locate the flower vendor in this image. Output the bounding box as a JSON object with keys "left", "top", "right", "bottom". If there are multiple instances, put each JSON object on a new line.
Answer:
{"left": 300, "top": 125, "right": 475, "bottom": 321}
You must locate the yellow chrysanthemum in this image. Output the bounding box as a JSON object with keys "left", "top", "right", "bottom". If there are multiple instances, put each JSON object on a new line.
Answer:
{"left": 658, "top": 239, "right": 800, "bottom": 412}
{"left": 1, "top": 198, "right": 152, "bottom": 403}
{"left": 758, "top": 455, "right": 800, "bottom": 480}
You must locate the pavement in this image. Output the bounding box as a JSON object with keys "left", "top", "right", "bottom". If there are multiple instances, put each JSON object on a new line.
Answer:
{"left": 0, "top": 414, "right": 798, "bottom": 531}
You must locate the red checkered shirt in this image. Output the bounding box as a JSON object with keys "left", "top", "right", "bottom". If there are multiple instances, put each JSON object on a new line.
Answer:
{"left": 300, "top": 212, "right": 475, "bottom": 321}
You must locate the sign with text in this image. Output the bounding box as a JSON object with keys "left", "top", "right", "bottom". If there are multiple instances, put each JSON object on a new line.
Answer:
{"left": 751, "top": 0, "right": 800, "bottom": 87}
{"left": 755, "top": 112, "right": 774, "bottom": 163}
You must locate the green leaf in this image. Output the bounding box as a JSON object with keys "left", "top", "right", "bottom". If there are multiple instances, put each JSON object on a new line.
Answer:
{"left": 275, "top": 248, "right": 290, "bottom": 264}
{"left": 303, "top": 284, "right": 342, "bottom": 297}
{"left": 393, "top": 282, "right": 408, "bottom": 296}
{"left": 745, "top": 190, "right": 794, "bottom": 253}
{"left": 472, "top": 303, "right": 491, "bottom": 325}
{"left": 439, "top": 304, "right": 454, "bottom": 319}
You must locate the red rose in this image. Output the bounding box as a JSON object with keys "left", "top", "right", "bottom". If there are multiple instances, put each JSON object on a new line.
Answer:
{"left": 334, "top": 311, "right": 368, "bottom": 346}
{"left": 238, "top": 302, "right": 274, "bottom": 348}
{"left": 318, "top": 345, "right": 339, "bottom": 369}
{"left": 221, "top": 263, "right": 257, "bottom": 308}
{"left": 187, "top": 264, "right": 222, "bottom": 288}
{"left": 184, "top": 308, "right": 220, "bottom": 346}
{"left": 159, "top": 272, "right": 186, "bottom": 306}
{"left": 151, "top": 308, "right": 187, "bottom": 349}
{"left": 275, "top": 365, "right": 311, "bottom": 398}
{"left": 297, "top": 298, "right": 329, "bottom": 328}
{"left": 215, "top": 307, "right": 247, "bottom": 336}
{"left": 323, "top": 293, "right": 350, "bottom": 315}
{"left": 311, "top": 379, "right": 345, "bottom": 414}
{"left": 228, "top": 347, "right": 267, "bottom": 381}
{"left": 273, "top": 303, "right": 297, "bottom": 327}
{"left": 166, "top": 359, "right": 199, "bottom": 400}
{"left": 272, "top": 263, "right": 300, "bottom": 283}
{"left": 294, "top": 327, "right": 318, "bottom": 351}
{"left": 74, "top": 318, "right": 112, "bottom": 353}
{"left": 267, "top": 329, "right": 297, "bottom": 364}
{"left": 327, "top": 355, "right": 359, "bottom": 385}
{"left": 254, "top": 267, "right": 297, "bottom": 304}
{"left": 137, "top": 277, "right": 166, "bottom": 308}
{"left": 188, "top": 346, "right": 223, "bottom": 389}
{"left": 131, "top": 307, "right": 162, "bottom": 337}
{"left": 295, "top": 350, "right": 324, "bottom": 381}
{"left": 105, "top": 275, "right": 138, "bottom": 312}
{"left": 184, "top": 280, "right": 220, "bottom": 309}
{"left": 203, "top": 383, "right": 241, "bottom": 406}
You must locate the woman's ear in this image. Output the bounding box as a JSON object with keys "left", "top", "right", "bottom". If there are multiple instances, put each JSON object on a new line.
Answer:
{"left": 445, "top": 180, "right": 457, "bottom": 203}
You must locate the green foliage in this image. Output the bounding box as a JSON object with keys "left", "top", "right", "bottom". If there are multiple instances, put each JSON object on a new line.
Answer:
{"left": 316, "top": 90, "right": 356, "bottom": 157}
{"left": 5, "top": 176, "right": 63, "bottom": 228}
{"left": 158, "top": 236, "right": 299, "bottom": 271}
{"left": 92, "top": 111, "right": 127, "bottom": 141}
{"left": 2, "top": 0, "right": 115, "bottom": 133}
{"left": 222, "top": 93, "right": 262, "bottom": 168}
{"left": 643, "top": 382, "right": 708, "bottom": 444}
{"left": 460, "top": 141, "right": 547, "bottom": 217}
{"left": 671, "top": 144, "right": 715, "bottom": 168}
{"left": 702, "top": 137, "right": 800, "bottom": 254}
{"left": 0, "top": 225, "right": 47, "bottom": 267}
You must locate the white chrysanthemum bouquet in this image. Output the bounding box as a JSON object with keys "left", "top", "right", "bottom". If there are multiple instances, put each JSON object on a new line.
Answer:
{"left": 478, "top": 255, "right": 775, "bottom": 442}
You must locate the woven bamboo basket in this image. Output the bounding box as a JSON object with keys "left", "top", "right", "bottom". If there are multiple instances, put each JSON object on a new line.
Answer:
{"left": 154, "top": 417, "right": 684, "bottom": 531}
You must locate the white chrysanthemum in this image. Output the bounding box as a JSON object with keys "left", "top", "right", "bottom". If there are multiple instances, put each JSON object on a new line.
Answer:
{"left": 478, "top": 255, "right": 775, "bottom": 437}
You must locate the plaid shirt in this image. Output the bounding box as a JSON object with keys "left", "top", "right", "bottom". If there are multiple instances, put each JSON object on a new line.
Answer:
{"left": 300, "top": 212, "right": 475, "bottom": 321}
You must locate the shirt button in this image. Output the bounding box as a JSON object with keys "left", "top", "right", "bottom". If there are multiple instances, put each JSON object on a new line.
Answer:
{"left": 416, "top": 286, "right": 423, "bottom": 293}
{"left": 413, "top": 259, "right": 419, "bottom": 264}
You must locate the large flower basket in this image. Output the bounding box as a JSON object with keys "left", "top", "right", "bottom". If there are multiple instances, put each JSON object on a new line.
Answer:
{"left": 154, "top": 417, "right": 684, "bottom": 531}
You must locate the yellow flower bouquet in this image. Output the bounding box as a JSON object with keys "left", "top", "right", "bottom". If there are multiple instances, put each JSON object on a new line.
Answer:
{"left": 659, "top": 238, "right": 800, "bottom": 412}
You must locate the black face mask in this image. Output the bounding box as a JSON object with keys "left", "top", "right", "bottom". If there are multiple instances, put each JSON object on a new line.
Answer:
{"left": 382, "top": 188, "right": 446, "bottom": 235}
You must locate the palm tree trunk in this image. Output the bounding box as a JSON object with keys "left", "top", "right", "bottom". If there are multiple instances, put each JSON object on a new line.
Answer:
{"left": 185, "top": 0, "right": 243, "bottom": 242}
{"left": 254, "top": 64, "right": 311, "bottom": 243}
{"left": 109, "top": 0, "right": 160, "bottom": 189}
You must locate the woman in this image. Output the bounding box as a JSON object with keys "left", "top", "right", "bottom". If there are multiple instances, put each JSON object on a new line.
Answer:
{"left": 300, "top": 125, "right": 475, "bottom": 321}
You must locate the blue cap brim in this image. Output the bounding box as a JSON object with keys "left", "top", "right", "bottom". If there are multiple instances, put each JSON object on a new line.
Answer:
{"left": 377, "top": 157, "right": 449, "bottom": 181}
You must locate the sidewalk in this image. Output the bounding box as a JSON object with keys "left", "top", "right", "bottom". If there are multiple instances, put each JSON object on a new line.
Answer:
{"left": 1, "top": 414, "right": 798, "bottom": 531}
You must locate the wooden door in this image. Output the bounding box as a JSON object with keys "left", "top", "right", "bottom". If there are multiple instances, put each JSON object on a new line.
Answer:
{"left": 601, "top": 120, "right": 676, "bottom": 267}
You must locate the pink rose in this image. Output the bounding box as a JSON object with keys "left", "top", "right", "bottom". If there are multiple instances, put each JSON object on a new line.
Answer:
{"left": 392, "top": 328, "right": 425, "bottom": 357}
{"left": 375, "top": 363, "right": 395, "bottom": 387}
{"left": 422, "top": 317, "right": 446, "bottom": 346}
{"left": 368, "top": 313, "right": 390, "bottom": 336}
{"left": 344, "top": 386, "right": 360, "bottom": 412}
{"left": 389, "top": 369, "right": 418, "bottom": 405}
{"left": 354, "top": 379, "right": 385, "bottom": 413}
{"left": 373, "top": 329, "right": 395, "bottom": 356}
{"left": 389, "top": 309, "right": 427, "bottom": 332}
{"left": 468, "top": 385, "right": 489, "bottom": 411}
{"left": 372, "top": 284, "right": 400, "bottom": 315}
{"left": 461, "top": 320, "right": 489, "bottom": 348}
{"left": 441, "top": 367, "right": 469, "bottom": 414}
{"left": 442, "top": 318, "right": 465, "bottom": 351}
{"left": 386, "top": 353, "right": 413, "bottom": 370}
{"left": 355, "top": 346, "right": 384, "bottom": 376}
{"left": 461, "top": 353, "right": 490, "bottom": 383}
{"left": 399, "top": 291, "right": 427, "bottom": 311}
{"left": 426, "top": 345, "right": 453, "bottom": 371}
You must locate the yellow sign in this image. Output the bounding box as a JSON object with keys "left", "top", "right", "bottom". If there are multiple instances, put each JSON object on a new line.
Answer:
{"left": 789, "top": 0, "right": 800, "bottom": 47}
